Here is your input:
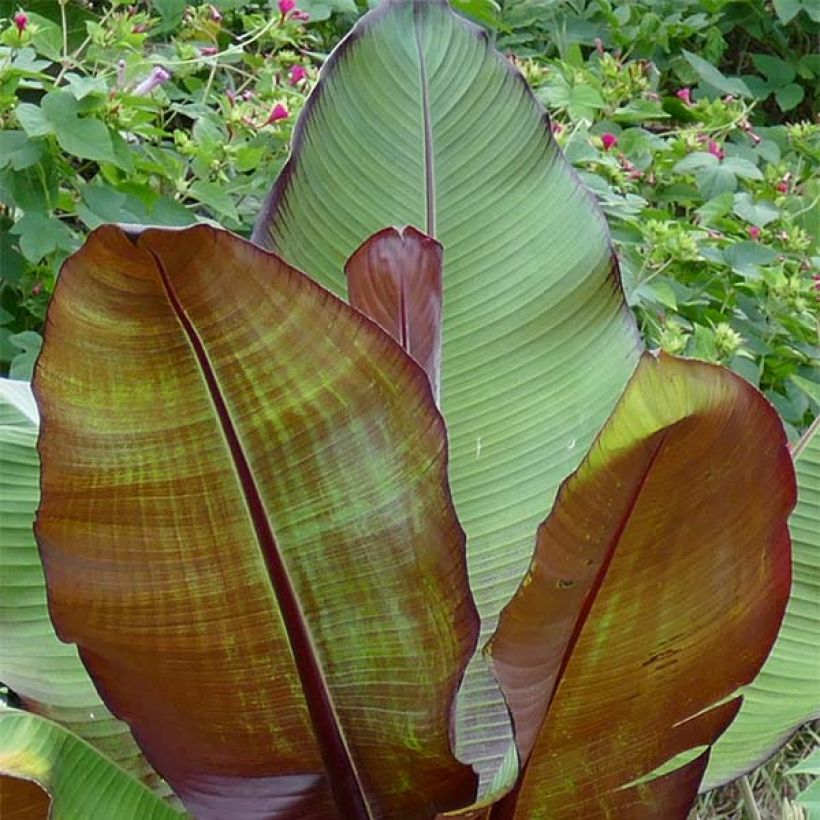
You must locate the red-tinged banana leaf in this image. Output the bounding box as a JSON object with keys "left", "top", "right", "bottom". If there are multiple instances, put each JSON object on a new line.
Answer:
{"left": 703, "top": 416, "right": 820, "bottom": 789}
{"left": 0, "top": 774, "right": 50, "bottom": 820}
{"left": 33, "top": 224, "right": 478, "bottom": 819}
{"left": 0, "top": 709, "right": 180, "bottom": 819}
{"left": 251, "top": 0, "right": 642, "bottom": 785}
{"left": 0, "top": 379, "right": 176, "bottom": 805}
{"left": 345, "top": 226, "right": 443, "bottom": 400}
{"left": 486, "top": 352, "right": 795, "bottom": 818}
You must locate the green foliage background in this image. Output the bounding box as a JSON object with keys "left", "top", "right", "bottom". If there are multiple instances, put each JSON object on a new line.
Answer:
{"left": 0, "top": 1, "right": 817, "bottom": 816}
{"left": 0, "top": 0, "right": 817, "bottom": 435}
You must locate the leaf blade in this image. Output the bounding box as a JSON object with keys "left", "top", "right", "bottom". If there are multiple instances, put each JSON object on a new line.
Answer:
{"left": 703, "top": 417, "right": 820, "bottom": 788}
{"left": 0, "top": 379, "right": 173, "bottom": 802}
{"left": 0, "top": 710, "right": 180, "bottom": 820}
{"left": 251, "top": 0, "right": 642, "bottom": 785}
{"left": 34, "top": 224, "right": 478, "bottom": 819}
{"left": 345, "top": 226, "right": 443, "bottom": 399}
{"left": 488, "top": 352, "right": 794, "bottom": 817}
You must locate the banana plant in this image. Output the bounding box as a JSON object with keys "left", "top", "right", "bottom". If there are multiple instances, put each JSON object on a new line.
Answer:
{"left": 0, "top": 0, "right": 808, "bottom": 818}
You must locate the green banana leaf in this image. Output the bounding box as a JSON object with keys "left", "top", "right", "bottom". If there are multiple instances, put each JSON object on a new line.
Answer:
{"left": 33, "top": 224, "right": 478, "bottom": 819}
{"left": 0, "top": 708, "right": 179, "bottom": 819}
{"left": 252, "top": 0, "right": 641, "bottom": 782}
{"left": 703, "top": 416, "right": 820, "bottom": 789}
{"left": 0, "top": 378, "right": 173, "bottom": 802}
{"left": 487, "top": 352, "right": 794, "bottom": 818}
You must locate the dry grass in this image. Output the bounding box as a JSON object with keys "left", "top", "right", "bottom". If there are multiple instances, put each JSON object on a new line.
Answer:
{"left": 691, "top": 724, "right": 819, "bottom": 820}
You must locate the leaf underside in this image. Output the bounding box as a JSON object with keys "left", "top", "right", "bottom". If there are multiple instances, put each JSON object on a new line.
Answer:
{"left": 488, "top": 352, "right": 795, "bottom": 818}
{"left": 252, "top": 0, "right": 641, "bottom": 786}
{"left": 33, "top": 225, "right": 478, "bottom": 819}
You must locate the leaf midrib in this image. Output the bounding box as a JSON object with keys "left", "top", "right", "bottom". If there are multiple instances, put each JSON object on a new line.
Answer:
{"left": 148, "top": 247, "right": 373, "bottom": 820}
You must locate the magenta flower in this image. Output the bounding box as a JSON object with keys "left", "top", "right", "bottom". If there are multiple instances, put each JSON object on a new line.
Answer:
{"left": 278, "top": 0, "right": 296, "bottom": 14}
{"left": 601, "top": 132, "right": 618, "bottom": 151}
{"left": 550, "top": 121, "right": 563, "bottom": 135}
{"left": 200, "top": 46, "right": 218, "bottom": 57}
{"left": 747, "top": 226, "right": 761, "bottom": 241}
{"left": 707, "top": 140, "right": 724, "bottom": 160}
{"left": 267, "top": 103, "right": 289, "bottom": 124}
{"left": 13, "top": 10, "right": 27, "bottom": 34}
{"left": 133, "top": 66, "right": 171, "bottom": 96}
{"left": 676, "top": 87, "right": 692, "bottom": 105}
{"left": 210, "top": 5, "right": 222, "bottom": 23}
{"left": 289, "top": 64, "right": 308, "bottom": 85}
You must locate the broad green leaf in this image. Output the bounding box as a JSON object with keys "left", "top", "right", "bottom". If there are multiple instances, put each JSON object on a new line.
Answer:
{"left": 788, "top": 749, "right": 820, "bottom": 817}
{"left": 723, "top": 241, "right": 778, "bottom": 279}
{"left": 773, "top": 0, "right": 803, "bottom": 24}
{"left": 683, "top": 51, "right": 753, "bottom": 98}
{"left": 703, "top": 417, "right": 820, "bottom": 789}
{"left": 34, "top": 224, "right": 479, "bottom": 819}
{"left": 721, "top": 156, "right": 763, "bottom": 181}
{"left": 26, "top": 90, "right": 123, "bottom": 168}
{"left": 751, "top": 54, "right": 797, "bottom": 86}
{"left": 696, "top": 164, "right": 737, "bottom": 198}
{"left": 0, "top": 379, "right": 174, "bottom": 802}
{"left": 0, "top": 709, "right": 179, "bottom": 819}
{"left": 7, "top": 334, "right": 42, "bottom": 381}
{"left": 732, "top": 193, "right": 780, "bottom": 228}
{"left": 0, "top": 132, "right": 43, "bottom": 171}
{"left": 488, "top": 352, "right": 794, "bottom": 818}
{"left": 790, "top": 375, "right": 820, "bottom": 406}
{"left": 775, "top": 83, "right": 805, "bottom": 111}
{"left": 9, "top": 213, "right": 75, "bottom": 264}
{"left": 251, "top": 0, "right": 641, "bottom": 785}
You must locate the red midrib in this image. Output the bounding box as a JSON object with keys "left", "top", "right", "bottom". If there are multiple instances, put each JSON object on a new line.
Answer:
{"left": 149, "top": 249, "right": 372, "bottom": 820}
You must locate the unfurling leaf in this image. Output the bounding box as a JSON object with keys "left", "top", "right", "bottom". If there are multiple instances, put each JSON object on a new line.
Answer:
{"left": 346, "top": 226, "right": 443, "bottom": 399}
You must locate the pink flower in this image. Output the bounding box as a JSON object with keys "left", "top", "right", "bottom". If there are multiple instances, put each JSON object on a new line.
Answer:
{"left": 13, "top": 11, "right": 27, "bottom": 34}
{"left": 133, "top": 66, "right": 171, "bottom": 96}
{"left": 289, "top": 64, "right": 308, "bottom": 85}
{"left": 290, "top": 9, "right": 310, "bottom": 21}
{"left": 601, "top": 132, "right": 618, "bottom": 151}
{"left": 266, "top": 103, "right": 289, "bottom": 124}
{"left": 200, "top": 46, "right": 218, "bottom": 56}
{"left": 278, "top": 0, "right": 296, "bottom": 14}
{"left": 210, "top": 5, "right": 222, "bottom": 22}
{"left": 676, "top": 87, "right": 692, "bottom": 105}
{"left": 707, "top": 140, "right": 724, "bottom": 160}
{"left": 747, "top": 226, "right": 761, "bottom": 241}
{"left": 776, "top": 181, "right": 788, "bottom": 193}
{"left": 550, "top": 121, "right": 563, "bottom": 135}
